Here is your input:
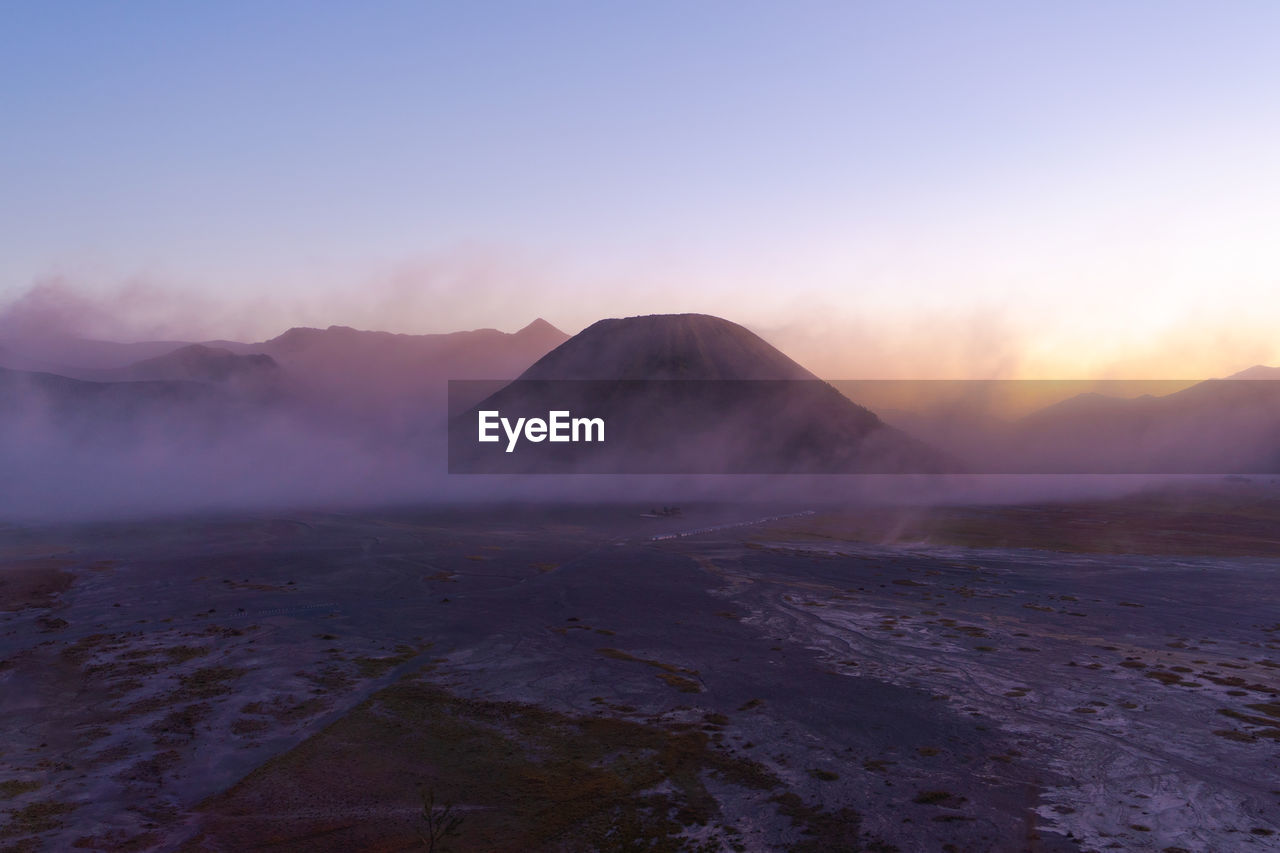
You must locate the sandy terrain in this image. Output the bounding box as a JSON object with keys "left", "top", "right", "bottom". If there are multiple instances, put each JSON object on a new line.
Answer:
{"left": 0, "top": 498, "right": 1277, "bottom": 851}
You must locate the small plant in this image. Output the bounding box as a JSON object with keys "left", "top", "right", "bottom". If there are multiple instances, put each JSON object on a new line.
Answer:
{"left": 419, "top": 787, "right": 463, "bottom": 852}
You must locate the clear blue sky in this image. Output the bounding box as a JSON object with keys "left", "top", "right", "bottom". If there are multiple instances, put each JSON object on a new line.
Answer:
{"left": 3, "top": 1, "right": 1279, "bottom": 376}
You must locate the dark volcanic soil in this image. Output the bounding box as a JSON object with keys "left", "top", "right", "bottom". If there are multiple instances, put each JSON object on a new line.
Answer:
{"left": 1, "top": 498, "right": 1277, "bottom": 851}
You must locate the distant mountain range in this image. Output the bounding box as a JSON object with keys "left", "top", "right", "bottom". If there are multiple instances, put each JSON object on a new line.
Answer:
{"left": 246, "top": 319, "right": 569, "bottom": 415}
{"left": 1012, "top": 370, "right": 1280, "bottom": 473}
{"left": 0, "top": 344, "right": 277, "bottom": 387}
{"left": 3, "top": 315, "right": 1278, "bottom": 475}
{"left": 0, "top": 320, "right": 571, "bottom": 447}
{"left": 864, "top": 365, "right": 1280, "bottom": 474}
{"left": 0, "top": 318, "right": 566, "bottom": 382}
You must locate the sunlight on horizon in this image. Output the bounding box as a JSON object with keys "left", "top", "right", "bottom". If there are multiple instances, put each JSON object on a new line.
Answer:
{"left": 3, "top": 1, "right": 1278, "bottom": 379}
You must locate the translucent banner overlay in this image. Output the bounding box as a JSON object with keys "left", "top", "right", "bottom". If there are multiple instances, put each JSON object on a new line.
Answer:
{"left": 447, "top": 379, "right": 1280, "bottom": 474}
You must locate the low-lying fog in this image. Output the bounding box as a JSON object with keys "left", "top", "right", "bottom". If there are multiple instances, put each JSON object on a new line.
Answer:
{"left": 2, "top": 307, "right": 1278, "bottom": 522}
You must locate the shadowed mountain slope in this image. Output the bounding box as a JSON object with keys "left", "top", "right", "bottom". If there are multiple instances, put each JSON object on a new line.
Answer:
{"left": 119, "top": 344, "right": 277, "bottom": 383}
{"left": 0, "top": 366, "right": 227, "bottom": 445}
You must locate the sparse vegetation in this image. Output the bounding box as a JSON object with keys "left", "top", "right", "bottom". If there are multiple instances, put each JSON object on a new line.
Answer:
{"left": 194, "top": 681, "right": 835, "bottom": 850}
{"left": 176, "top": 665, "right": 246, "bottom": 699}
{"left": 354, "top": 644, "right": 421, "bottom": 678}
{"left": 0, "top": 780, "right": 41, "bottom": 800}
{"left": 656, "top": 672, "right": 701, "bottom": 693}
{"left": 913, "top": 790, "right": 965, "bottom": 808}
{"left": 597, "top": 647, "right": 703, "bottom": 692}
{"left": 162, "top": 645, "right": 210, "bottom": 663}
{"left": 0, "top": 800, "right": 77, "bottom": 837}
{"left": 418, "top": 788, "right": 464, "bottom": 852}
{"left": 1144, "top": 669, "right": 1185, "bottom": 686}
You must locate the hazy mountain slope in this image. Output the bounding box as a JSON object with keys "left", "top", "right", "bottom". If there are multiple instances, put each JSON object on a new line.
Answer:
{"left": 0, "top": 336, "right": 194, "bottom": 370}
{"left": 0, "top": 319, "right": 566, "bottom": 384}
{"left": 0, "top": 342, "right": 279, "bottom": 391}
{"left": 1014, "top": 375, "right": 1280, "bottom": 473}
{"left": 0, "top": 366, "right": 225, "bottom": 446}
{"left": 1227, "top": 364, "right": 1280, "bottom": 380}
{"left": 0, "top": 320, "right": 569, "bottom": 425}
{"left": 119, "top": 344, "right": 278, "bottom": 383}
{"left": 260, "top": 319, "right": 566, "bottom": 374}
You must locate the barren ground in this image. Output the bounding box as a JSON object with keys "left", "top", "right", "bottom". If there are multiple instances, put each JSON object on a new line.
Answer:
{"left": 1, "top": 491, "right": 1278, "bottom": 852}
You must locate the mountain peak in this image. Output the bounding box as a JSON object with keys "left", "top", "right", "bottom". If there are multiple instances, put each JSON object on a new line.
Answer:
{"left": 512, "top": 318, "right": 569, "bottom": 348}
{"left": 519, "top": 313, "right": 814, "bottom": 380}
{"left": 515, "top": 317, "right": 561, "bottom": 335}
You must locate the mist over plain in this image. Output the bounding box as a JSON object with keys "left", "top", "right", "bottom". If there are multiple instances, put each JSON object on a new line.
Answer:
{"left": 2, "top": 283, "right": 1277, "bottom": 522}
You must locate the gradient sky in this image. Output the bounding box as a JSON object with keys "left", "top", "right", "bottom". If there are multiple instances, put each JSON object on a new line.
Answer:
{"left": 3, "top": 1, "right": 1279, "bottom": 377}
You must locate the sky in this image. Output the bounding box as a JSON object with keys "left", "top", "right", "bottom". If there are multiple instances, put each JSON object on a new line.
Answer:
{"left": 3, "top": 1, "right": 1279, "bottom": 377}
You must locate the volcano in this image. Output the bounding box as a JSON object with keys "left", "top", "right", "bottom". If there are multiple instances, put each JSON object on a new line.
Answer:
{"left": 453, "top": 314, "right": 951, "bottom": 474}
